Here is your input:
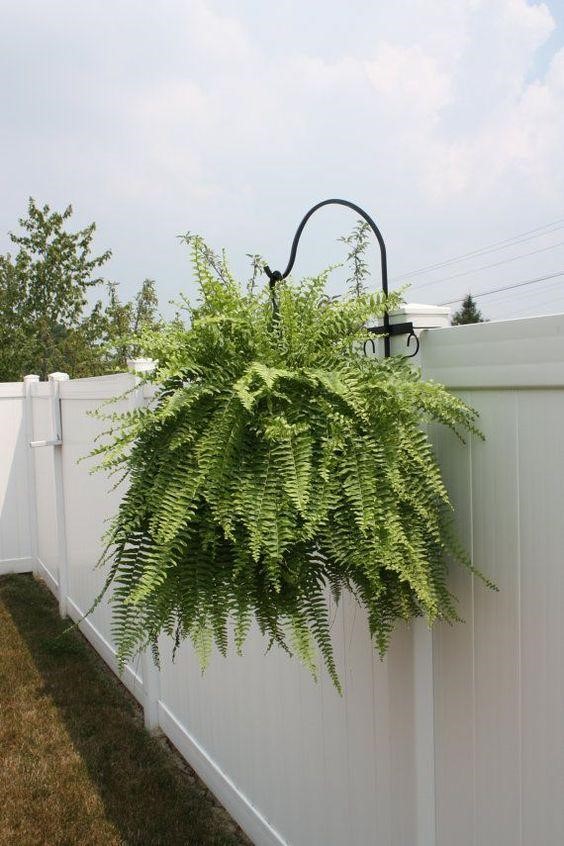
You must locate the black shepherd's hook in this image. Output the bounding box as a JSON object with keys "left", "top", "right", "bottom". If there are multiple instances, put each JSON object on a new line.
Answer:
{"left": 264, "top": 198, "right": 413, "bottom": 358}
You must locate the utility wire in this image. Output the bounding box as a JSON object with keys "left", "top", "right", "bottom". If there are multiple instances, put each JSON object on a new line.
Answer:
{"left": 440, "top": 270, "right": 564, "bottom": 306}
{"left": 392, "top": 216, "right": 564, "bottom": 282}
{"left": 483, "top": 275, "right": 563, "bottom": 305}
{"left": 499, "top": 292, "right": 564, "bottom": 319}
{"left": 411, "top": 238, "right": 564, "bottom": 291}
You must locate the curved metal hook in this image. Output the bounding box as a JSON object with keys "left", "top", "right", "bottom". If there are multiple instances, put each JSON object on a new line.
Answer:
{"left": 404, "top": 330, "right": 420, "bottom": 359}
{"left": 363, "top": 337, "right": 377, "bottom": 357}
{"left": 264, "top": 198, "right": 391, "bottom": 356}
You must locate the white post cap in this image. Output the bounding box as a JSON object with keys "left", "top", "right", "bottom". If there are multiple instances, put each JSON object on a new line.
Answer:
{"left": 390, "top": 303, "right": 450, "bottom": 331}
{"left": 127, "top": 357, "right": 156, "bottom": 374}
{"left": 367, "top": 303, "right": 451, "bottom": 361}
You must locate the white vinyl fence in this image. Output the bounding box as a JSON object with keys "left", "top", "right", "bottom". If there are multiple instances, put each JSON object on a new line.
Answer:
{"left": 1, "top": 307, "right": 563, "bottom": 846}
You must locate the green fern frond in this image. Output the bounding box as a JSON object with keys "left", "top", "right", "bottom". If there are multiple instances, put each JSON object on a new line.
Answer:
{"left": 90, "top": 236, "right": 490, "bottom": 690}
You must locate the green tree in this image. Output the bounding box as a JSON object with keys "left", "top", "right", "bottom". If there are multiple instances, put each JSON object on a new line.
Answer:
{"left": 0, "top": 259, "right": 30, "bottom": 380}
{"left": 132, "top": 279, "right": 159, "bottom": 334}
{"left": 101, "top": 279, "right": 160, "bottom": 371}
{"left": 0, "top": 199, "right": 160, "bottom": 380}
{"left": 0, "top": 199, "right": 111, "bottom": 380}
{"left": 451, "top": 293, "right": 485, "bottom": 325}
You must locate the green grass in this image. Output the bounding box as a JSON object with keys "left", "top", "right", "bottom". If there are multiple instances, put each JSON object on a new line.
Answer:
{"left": 0, "top": 574, "right": 251, "bottom": 846}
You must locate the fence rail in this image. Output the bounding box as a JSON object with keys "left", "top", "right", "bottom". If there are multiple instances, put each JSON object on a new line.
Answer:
{"left": 1, "top": 308, "right": 563, "bottom": 846}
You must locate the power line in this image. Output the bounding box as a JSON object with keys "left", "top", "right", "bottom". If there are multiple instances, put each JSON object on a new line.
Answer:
{"left": 392, "top": 216, "right": 564, "bottom": 282}
{"left": 486, "top": 272, "right": 564, "bottom": 304}
{"left": 500, "top": 291, "right": 564, "bottom": 319}
{"left": 440, "top": 269, "right": 564, "bottom": 306}
{"left": 484, "top": 275, "right": 563, "bottom": 305}
{"left": 394, "top": 217, "right": 564, "bottom": 281}
{"left": 412, "top": 238, "right": 564, "bottom": 291}
{"left": 515, "top": 293, "right": 564, "bottom": 313}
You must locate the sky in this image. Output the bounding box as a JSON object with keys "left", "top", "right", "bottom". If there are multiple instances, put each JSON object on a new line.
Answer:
{"left": 1, "top": 0, "right": 564, "bottom": 321}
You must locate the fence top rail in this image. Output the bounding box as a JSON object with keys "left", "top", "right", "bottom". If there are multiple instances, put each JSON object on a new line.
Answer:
{"left": 421, "top": 311, "right": 564, "bottom": 389}
{"left": 0, "top": 383, "right": 25, "bottom": 398}
{"left": 59, "top": 372, "right": 133, "bottom": 400}
{"left": 29, "top": 383, "right": 52, "bottom": 398}
{"left": 4, "top": 310, "right": 564, "bottom": 397}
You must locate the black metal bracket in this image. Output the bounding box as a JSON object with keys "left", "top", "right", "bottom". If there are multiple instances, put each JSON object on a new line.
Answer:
{"left": 368, "top": 321, "right": 414, "bottom": 337}
{"left": 264, "top": 198, "right": 415, "bottom": 358}
{"left": 364, "top": 322, "right": 419, "bottom": 358}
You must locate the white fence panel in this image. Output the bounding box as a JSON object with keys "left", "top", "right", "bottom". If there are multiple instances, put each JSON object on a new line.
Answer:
{"left": 423, "top": 315, "right": 564, "bottom": 846}
{"left": 2, "top": 311, "right": 564, "bottom": 845}
{"left": 0, "top": 383, "right": 33, "bottom": 572}
{"left": 58, "top": 373, "right": 145, "bottom": 702}
{"left": 157, "top": 608, "right": 417, "bottom": 846}
{"left": 517, "top": 390, "right": 564, "bottom": 844}
{"left": 31, "top": 381, "right": 60, "bottom": 591}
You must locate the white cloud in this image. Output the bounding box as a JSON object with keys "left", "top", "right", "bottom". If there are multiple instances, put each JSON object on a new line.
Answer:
{"left": 1, "top": 0, "right": 563, "bottom": 320}
{"left": 364, "top": 43, "right": 452, "bottom": 118}
{"left": 419, "top": 43, "right": 564, "bottom": 201}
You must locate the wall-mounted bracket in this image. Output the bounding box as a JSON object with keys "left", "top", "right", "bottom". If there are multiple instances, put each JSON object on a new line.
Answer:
{"left": 365, "top": 321, "right": 419, "bottom": 358}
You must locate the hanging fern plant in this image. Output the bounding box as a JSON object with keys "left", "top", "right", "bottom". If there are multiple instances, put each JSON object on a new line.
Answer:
{"left": 93, "top": 236, "right": 486, "bottom": 690}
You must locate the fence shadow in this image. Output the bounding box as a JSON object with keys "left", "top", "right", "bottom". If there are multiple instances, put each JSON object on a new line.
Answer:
{"left": 0, "top": 573, "right": 245, "bottom": 846}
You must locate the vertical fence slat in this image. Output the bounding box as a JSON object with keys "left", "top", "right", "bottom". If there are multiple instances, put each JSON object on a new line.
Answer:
{"left": 24, "top": 375, "right": 40, "bottom": 572}
{"left": 48, "top": 372, "right": 70, "bottom": 618}
{"left": 128, "top": 358, "right": 161, "bottom": 732}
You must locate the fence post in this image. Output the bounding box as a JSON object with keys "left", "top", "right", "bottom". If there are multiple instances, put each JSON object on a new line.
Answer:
{"left": 24, "top": 375, "right": 40, "bottom": 572}
{"left": 390, "top": 302, "right": 450, "bottom": 362}
{"left": 48, "top": 372, "right": 70, "bottom": 618}
{"left": 127, "top": 357, "right": 161, "bottom": 732}
{"left": 393, "top": 304, "right": 450, "bottom": 846}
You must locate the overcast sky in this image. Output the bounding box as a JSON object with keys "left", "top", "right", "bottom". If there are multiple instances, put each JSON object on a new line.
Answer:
{"left": 2, "top": 0, "right": 564, "bottom": 320}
